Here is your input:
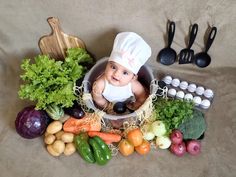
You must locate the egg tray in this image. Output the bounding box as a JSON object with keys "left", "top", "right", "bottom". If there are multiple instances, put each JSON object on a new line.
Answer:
{"left": 161, "top": 75, "right": 215, "bottom": 110}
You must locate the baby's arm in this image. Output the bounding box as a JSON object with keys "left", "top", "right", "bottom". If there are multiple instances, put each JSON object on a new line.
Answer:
{"left": 92, "top": 77, "right": 109, "bottom": 109}
{"left": 130, "top": 80, "right": 148, "bottom": 110}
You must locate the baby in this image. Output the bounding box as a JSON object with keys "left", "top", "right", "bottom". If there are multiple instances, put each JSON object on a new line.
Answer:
{"left": 92, "top": 32, "right": 152, "bottom": 111}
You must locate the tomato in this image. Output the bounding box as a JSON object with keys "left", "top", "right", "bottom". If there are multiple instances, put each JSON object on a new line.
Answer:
{"left": 127, "top": 128, "right": 143, "bottom": 147}
{"left": 135, "top": 140, "right": 151, "bottom": 155}
{"left": 118, "top": 139, "right": 134, "bottom": 156}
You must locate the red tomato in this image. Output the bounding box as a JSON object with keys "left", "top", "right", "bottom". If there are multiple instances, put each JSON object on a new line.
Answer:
{"left": 135, "top": 140, "right": 151, "bottom": 155}
{"left": 127, "top": 128, "right": 143, "bottom": 147}
{"left": 119, "top": 139, "right": 134, "bottom": 156}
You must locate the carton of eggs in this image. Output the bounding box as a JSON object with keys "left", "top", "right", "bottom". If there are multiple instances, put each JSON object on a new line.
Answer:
{"left": 161, "top": 75, "right": 214, "bottom": 110}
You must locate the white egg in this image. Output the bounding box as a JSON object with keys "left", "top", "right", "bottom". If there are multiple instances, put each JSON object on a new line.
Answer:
{"left": 204, "top": 89, "right": 214, "bottom": 98}
{"left": 193, "top": 96, "right": 202, "bottom": 106}
{"left": 184, "top": 93, "right": 193, "bottom": 101}
{"left": 162, "top": 75, "right": 172, "bottom": 85}
{"left": 176, "top": 91, "right": 185, "bottom": 99}
{"left": 196, "top": 86, "right": 205, "bottom": 95}
{"left": 200, "top": 99, "right": 211, "bottom": 109}
{"left": 187, "top": 83, "right": 197, "bottom": 93}
{"left": 171, "top": 78, "right": 180, "bottom": 87}
{"left": 168, "top": 88, "right": 177, "bottom": 97}
{"left": 179, "top": 81, "right": 188, "bottom": 90}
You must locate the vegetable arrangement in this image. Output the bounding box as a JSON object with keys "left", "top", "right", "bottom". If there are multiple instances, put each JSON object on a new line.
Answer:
{"left": 15, "top": 46, "right": 208, "bottom": 164}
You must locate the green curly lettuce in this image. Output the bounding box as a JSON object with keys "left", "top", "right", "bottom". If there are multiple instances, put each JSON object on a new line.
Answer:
{"left": 18, "top": 48, "right": 94, "bottom": 110}
{"left": 153, "top": 98, "right": 194, "bottom": 135}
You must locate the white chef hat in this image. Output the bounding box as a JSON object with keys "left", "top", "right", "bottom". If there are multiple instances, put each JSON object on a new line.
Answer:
{"left": 109, "top": 32, "right": 151, "bottom": 74}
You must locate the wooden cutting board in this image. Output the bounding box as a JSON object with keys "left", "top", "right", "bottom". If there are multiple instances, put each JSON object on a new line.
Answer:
{"left": 38, "top": 17, "right": 86, "bottom": 60}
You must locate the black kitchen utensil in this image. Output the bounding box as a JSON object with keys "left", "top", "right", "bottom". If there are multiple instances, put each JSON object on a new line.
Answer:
{"left": 179, "top": 23, "right": 198, "bottom": 64}
{"left": 194, "top": 27, "right": 217, "bottom": 68}
{"left": 157, "top": 21, "right": 176, "bottom": 65}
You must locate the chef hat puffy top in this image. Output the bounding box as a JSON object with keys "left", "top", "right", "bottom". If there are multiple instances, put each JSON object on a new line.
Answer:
{"left": 109, "top": 32, "right": 151, "bottom": 74}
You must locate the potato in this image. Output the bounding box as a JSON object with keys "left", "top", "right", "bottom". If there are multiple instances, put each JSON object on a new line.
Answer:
{"left": 64, "top": 143, "right": 76, "bottom": 156}
{"left": 52, "top": 140, "right": 65, "bottom": 154}
{"left": 47, "top": 145, "right": 60, "bottom": 157}
{"left": 44, "top": 134, "right": 56, "bottom": 145}
{"left": 61, "top": 132, "right": 74, "bottom": 143}
{"left": 55, "top": 130, "right": 64, "bottom": 140}
{"left": 44, "top": 131, "right": 50, "bottom": 137}
{"left": 46, "top": 121, "right": 63, "bottom": 134}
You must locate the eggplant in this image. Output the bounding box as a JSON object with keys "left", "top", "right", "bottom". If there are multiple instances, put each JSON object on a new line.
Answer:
{"left": 64, "top": 102, "right": 85, "bottom": 119}
{"left": 113, "top": 102, "right": 127, "bottom": 114}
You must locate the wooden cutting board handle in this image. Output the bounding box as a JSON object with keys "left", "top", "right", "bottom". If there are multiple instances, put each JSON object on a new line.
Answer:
{"left": 38, "top": 17, "right": 86, "bottom": 60}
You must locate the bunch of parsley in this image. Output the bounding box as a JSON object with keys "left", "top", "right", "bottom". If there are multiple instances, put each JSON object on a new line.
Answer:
{"left": 18, "top": 48, "right": 93, "bottom": 110}
{"left": 153, "top": 97, "right": 194, "bottom": 134}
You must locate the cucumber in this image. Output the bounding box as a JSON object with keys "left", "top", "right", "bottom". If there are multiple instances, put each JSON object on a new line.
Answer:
{"left": 89, "top": 138, "right": 108, "bottom": 165}
{"left": 93, "top": 136, "right": 112, "bottom": 161}
{"left": 74, "top": 134, "right": 95, "bottom": 163}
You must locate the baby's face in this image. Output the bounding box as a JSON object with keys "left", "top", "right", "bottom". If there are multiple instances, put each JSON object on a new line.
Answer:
{"left": 104, "top": 61, "right": 135, "bottom": 86}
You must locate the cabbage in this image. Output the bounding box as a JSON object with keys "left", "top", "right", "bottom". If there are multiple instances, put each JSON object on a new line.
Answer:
{"left": 15, "top": 105, "right": 50, "bottom": 139}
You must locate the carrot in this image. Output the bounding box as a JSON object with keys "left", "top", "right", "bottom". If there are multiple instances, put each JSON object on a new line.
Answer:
{"left": 105, "top": 141, "right": 113, "bottom": 145}
{"left": 63, "top": 117, "right": 90, "bottom": 134}
{"left": 63, "top": 114, "right": 101, "bottom": 134}
{"left": 88, "top": 131, "right": 122, "bottom": 143}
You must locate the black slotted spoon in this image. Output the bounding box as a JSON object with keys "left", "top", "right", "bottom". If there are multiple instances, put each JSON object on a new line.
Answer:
{"left": 157, "top": 21, "right": 176, "bottom": 65}
{"left": 179, "top": 23, "right": 198, "bottom": 64}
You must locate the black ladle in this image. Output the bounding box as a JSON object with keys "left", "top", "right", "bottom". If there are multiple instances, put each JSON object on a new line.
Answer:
{"left": 158, "top": 21, "right": 176, "bottom": 65}
{"left": 194, "top": 27, "right": 217, "bottom": 68}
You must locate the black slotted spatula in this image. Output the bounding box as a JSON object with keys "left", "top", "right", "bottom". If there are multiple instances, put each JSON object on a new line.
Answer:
{"left": 179, "top": 23, "right": 198, "bottom": 64}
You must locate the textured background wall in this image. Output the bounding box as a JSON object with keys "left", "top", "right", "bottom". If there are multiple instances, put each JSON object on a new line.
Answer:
{"left": 0, "top": 0, "right": 235, "bottom": 71}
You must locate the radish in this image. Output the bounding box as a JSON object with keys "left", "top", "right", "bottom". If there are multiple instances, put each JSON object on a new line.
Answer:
{"left": 186, "top": 140, "right": 201, "bottom": 155}
{"left": 170, "top": 129, "right": 183, "bottom": 144}
{"left": 170, "top": 142, "right": 186, "bottom": 157}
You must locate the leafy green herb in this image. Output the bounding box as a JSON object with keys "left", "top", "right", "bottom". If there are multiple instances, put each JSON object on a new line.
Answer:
{"left": 18, "top": 48, "right": 94, "bottom": 110}
{"left": 153, "top": 98, "right": 194, "bottom": 134}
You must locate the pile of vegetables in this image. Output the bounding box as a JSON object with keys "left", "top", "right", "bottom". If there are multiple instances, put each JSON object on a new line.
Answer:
{"left": 45, "top": 120, "right": 76, "bottom": 156}
{"left": 119, "top": 128, "right": 151, "bottom": 156}
{"left": 18, "top": 48, "right": 94, "bottom": 110}
{"left": 15, "top": 46, "right": 208, "bottom": 161}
